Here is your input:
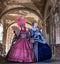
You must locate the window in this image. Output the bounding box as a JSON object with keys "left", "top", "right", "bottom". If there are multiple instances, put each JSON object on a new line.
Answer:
{"left": 0, "top": 24, "right": 3, "bottom": 42}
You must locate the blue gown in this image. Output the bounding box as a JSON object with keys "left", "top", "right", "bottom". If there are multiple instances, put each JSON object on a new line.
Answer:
{"left": 28, "top": 28, "right": 52, "bottom": 62}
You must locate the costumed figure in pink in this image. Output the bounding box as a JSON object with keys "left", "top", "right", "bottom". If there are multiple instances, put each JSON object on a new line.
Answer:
{"left": 7, "top": 17, "right": 34, "bottom": 62}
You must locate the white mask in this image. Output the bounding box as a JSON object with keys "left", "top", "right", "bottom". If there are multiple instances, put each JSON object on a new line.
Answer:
{"left": 32, "top": 23, "right": 38, "bottom": 30}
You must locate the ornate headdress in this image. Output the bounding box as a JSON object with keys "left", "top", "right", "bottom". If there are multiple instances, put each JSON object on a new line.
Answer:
{"left": 16, "top": 17, "right": 26, "bottom": 27}
{"left": 16, "top": 17, "right": 26, "bottom": 32}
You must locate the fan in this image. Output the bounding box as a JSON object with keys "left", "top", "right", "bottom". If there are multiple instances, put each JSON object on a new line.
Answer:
{"left": 12, "top": 26, "right": 20, "bottom": 36}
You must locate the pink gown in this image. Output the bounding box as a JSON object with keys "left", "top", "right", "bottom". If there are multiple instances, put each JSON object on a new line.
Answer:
{"left": 7, "top": 30, "right": 34, "bottom": 62}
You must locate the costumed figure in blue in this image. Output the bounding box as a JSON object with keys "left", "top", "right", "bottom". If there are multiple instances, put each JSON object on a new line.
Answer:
{"left": 28, "top": 22, "right": 52, "bottom": 62}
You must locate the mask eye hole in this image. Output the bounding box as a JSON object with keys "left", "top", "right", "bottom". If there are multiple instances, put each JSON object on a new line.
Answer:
{"left": 20, "top": 23, "right": 25, "bottom": 27}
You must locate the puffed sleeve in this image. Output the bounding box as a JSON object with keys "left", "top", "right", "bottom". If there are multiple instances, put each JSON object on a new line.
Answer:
{"left": 38, "top": 31, "right": 46, "bottom": 44}
{"left": 28, "top": 28, "right": 34, "bottom": 36}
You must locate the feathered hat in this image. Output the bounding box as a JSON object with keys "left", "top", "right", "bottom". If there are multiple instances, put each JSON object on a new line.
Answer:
{"left": 16, "top": 17, "right": 26, "bottom": 27}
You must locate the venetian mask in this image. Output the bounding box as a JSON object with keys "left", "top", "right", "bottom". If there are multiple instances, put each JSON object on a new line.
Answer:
{"left": 32, "top": 22, "right": 38, "bottom": 30}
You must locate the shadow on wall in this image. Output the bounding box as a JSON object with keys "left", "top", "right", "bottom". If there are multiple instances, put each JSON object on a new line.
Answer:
{"left": 0, "top": 43, "right": 3, "bottom": 56}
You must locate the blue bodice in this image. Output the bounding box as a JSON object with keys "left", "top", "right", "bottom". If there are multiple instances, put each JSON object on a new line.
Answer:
{"left": 28, "top": 28, "right": 46, "bottom": 44}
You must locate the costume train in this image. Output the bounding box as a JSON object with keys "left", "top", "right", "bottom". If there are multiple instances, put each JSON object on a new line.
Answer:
{"left": 28, "top": 22, "right": 52, "bottom": 62}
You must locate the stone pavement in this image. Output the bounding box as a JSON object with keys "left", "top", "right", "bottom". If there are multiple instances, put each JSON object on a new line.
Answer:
{"left": 0, "top": 56, "right": 60, "bottom": 64}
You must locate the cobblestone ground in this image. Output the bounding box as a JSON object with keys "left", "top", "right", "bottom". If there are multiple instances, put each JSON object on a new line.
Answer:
{"left": 0, "top": 56, "right": 60, "bottom": 64}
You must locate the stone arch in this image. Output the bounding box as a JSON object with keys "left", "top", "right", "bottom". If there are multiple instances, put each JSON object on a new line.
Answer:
{"left": 0, "top": 7, "right": 42, "bottom": 20}
{"left": 43, "top": 0, "right": 58, "bottom": 55}
{"left": 0, "top": 7, "right": 42, "bottom": 30}
{"left": 0, "top": 7, "right": 42, "bottom": 55}
{"left": 42, "top": 0, "right": 53, "bottom": 45}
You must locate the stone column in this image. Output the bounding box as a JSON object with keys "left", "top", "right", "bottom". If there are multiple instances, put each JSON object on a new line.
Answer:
{"left": 2, "top": 22, "right": 7, "bottom": 56}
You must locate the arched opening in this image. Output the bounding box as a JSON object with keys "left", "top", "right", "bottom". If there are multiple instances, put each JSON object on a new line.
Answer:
{"left": 0, "top": 7, "right": 42, "bottom": 55}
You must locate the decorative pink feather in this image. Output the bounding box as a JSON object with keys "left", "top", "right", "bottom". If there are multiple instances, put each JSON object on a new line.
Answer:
{"left": 16, "top": 17, "right": 26, "bottom": 27}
